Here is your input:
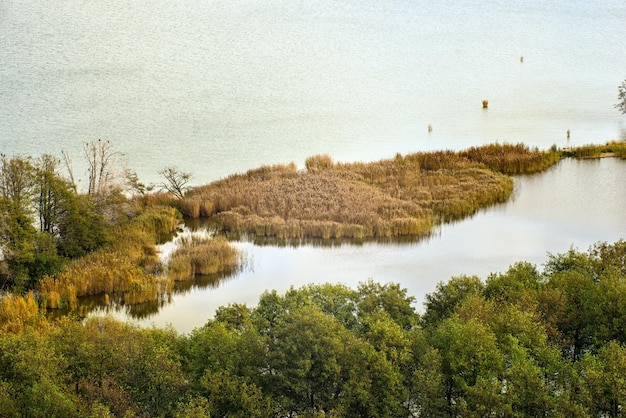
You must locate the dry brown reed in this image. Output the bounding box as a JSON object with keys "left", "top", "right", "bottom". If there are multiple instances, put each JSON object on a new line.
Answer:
{"left": 459, "top": 143, "right": 561, "bottom": 174}
{"left": 562, "top": 141, "right": 626, "bottom": 159}
{"left": 38, "top": 206, "right": 181, "bottom": 310}
{"left": 305, "top": 154, "right": 334, "bottom": 172}
{"left": 167, "top": 236, "right": 242, "bottom": 281}
{"left": 180, "top": 145, "right": 542, "bottom": 239}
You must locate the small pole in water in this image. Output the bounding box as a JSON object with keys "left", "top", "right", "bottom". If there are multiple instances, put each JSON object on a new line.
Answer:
{"left": 482, "top": 100, "right": 489, "bottom": 109}
{"left": 428, "top": 124, "right": 433, "bottom": 133}
{"left": 567, "top": 129, "right": 570, "bottom": 139}
{"left": 520, "top": 56, "right": 524, "bottom": 63}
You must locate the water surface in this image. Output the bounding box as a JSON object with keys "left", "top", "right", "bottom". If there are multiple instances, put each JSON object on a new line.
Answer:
{"left": 105, "top": 158, "right": 625, "bottom": 333}
{"left": 1, "top": 0, "right": 625, "bottom": 185}
{"left": 1, "top": 1, "right": 625, "bottom": 332}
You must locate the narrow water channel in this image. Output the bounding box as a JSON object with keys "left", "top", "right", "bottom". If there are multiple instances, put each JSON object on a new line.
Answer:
{"left": 95, "top": 158, "right": 626, "bottom": 333}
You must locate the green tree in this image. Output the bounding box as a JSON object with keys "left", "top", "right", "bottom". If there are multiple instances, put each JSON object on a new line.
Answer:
{"left": 286, "top": 283, "right": 360, "bottom": 330}
{"left": 422, "top": 275, "right": 484, "bottom": 328}
{"left": 35, "top": 154, "right": 61, "bottom": 234}
{"left": 484, "top": 261, "right": 542, "bottom": 307}
{"left": 0, "top": 155, "right": 35, "bottom": 209}
{"left": 431, "top": 316, "right": 505, "bottom": 416}
{"left": 54, "top": 191, "right": 110, "bottom": 258}
{"left": 0, "top": 328, "right": 77, "bottom": 417}
{"left": 580, "top": 341, "right": 626, "bottom": 417}
{"left": 0, "top": 156, "right": 38, "bottom": 289}
{"left": 338, "top": 337, "right": 408, "bottom": 417}
{"left": 410, "top": 342, "right": 448, "bottom": 417}
{"left": 265, "top": 305, "right": 346, "bottom": 415}
{"left": 545, "top": 270, "right": 600, "bottom": 359}
{"left": 184, "top": 318, "right": 270, "bottom": 416}
{"left": 357, "top": 279, "right": 418, "bottom": 330}
{"left": 0, "top": 198, "right": 38, "bottom": 290}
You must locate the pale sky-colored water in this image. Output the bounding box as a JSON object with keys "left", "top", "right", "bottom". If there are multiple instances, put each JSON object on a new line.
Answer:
{"left": 1, "top": 1, "right": 624, "bottom": 331}
{"left": 1, "top": 0, "right": 625, "bottom": 185}
{"left": 114, "top": 158, "right": 625, "bottom": 333}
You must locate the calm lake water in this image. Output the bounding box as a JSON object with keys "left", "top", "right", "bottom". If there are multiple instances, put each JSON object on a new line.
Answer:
{"left": 1, "top": 0, "right": 625, "bottom": 184}
{"left": 1, "top": 1, "right": 625, "bottom": 331}
{"left": 100, "top": 157, "right": 625, "bottom": 333}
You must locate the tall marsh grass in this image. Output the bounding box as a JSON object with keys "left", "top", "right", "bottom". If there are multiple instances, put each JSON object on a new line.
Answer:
{"left": 460, "top": 143, "right": 562, "bottom": 174}
{"left": 180, "top": 145, "right": 550, "bottom": 239}
{"left": 562, "top": 141, "right": 626, "bottom": 159}
{"left": 167, "top": 236, "right": 242, "bottom": 281}
{"left": 0, "top": 292, "right": 43, "bottom": 333}
{"left": 38, "top": 206, "right": 181, "bottom": 310}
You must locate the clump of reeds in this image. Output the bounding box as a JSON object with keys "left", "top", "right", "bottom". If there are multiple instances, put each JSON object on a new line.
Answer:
{"left": 167, "top": 236, "right": 242, "bottom": 281}
{"left": 130, "top": 205, "right": 181, "bottom": 243}
{"left": 459, "top": 143, "right": 561, "bottom": 174}
{"left": 305, "top": 154, "right": 334, "bottom": 172}
{"left": 562, "top": 141, "right": 626, "bottom": 159}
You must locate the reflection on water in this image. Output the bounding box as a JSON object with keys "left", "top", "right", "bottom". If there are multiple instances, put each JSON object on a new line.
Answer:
{"left": 78, "top": 268, "right": 238, "bottom": 322}
{"left": 90, "top": 158, "right": 625, "bottom": 333}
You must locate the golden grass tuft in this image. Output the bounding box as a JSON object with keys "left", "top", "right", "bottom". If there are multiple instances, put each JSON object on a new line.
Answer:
{"left": 460, "top": 143, "right": 561, "bottom": 174}
{"left": 305, "top": 154, "right": 334, "bottom": 172}
{"left": 0, "top": 292, "right": 44, "bottom": 333}
{"left": 167, "top": 236, "right": 242, "bottom": 281}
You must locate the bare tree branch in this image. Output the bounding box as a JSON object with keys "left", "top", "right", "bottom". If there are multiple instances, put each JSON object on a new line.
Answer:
{"left": 616, "top": 79, "right": 626, "bottom": 115}
{"left": 83, "top": 139, "right": 121, "bottom": 197}
{"left": 159, "top": 166, "right": 192, "bottom": 199}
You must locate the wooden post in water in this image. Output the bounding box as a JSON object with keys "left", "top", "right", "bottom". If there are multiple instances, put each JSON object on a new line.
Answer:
{"left": 428, "top": 124, "right": 433, "bottom": 133}
{"left": 482, "top": 100, "right": 489, "bottom": 109}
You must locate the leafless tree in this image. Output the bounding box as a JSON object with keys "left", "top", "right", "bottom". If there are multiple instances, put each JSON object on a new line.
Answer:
{"left": 616, "top": 79, "right": 626, "bottom": 115}
{"left": 159, "top": 166, "right": 192, "bottom": 199}
{"left": 61, "top": 150, "right": 77, "bottom": 193}
{"left": 83, "top": 139, "right": 120, "bottom": 197}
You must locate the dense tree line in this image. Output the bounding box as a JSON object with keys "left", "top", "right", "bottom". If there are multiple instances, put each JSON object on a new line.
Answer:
{"left": 0, "top": 145, "right": 192, "bottom": 294}
{"left": 0, "top": 240, "right": 625, "bottom": 417}
{"left": 0, "top": 153, "right": 112, "bottom": 291}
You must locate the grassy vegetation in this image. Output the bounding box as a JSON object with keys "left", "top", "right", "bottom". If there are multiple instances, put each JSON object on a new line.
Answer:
{"left": 1, "top": 241, "right": 625, "bottom": 417}
{"left": 36, "top": 206, "right": 181, "bottom": 310}
{"left": 0, "top": 292, "right": 43, "bottom": 334}
{"left": 561, "top": 140, "right": 626, "bottom": 159}
{"left": 3, "top": 141, "right": 621, "bottom": 317}
{"left": 167, "top": 235, "right": 242, "bottom": 281}
{"left": 459, "top": 142, "right": 561, "bottom": 174}
{"left": 181, "top": 143, "right": 565, "bottom": 240}
{"left": 33, "top": 204, "right": 243, "bottom": 313}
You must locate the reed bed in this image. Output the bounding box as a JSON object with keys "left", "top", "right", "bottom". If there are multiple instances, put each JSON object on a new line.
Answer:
{"left": 167, "top": 236, "right": 242, "bottom": 281}
{"left": 37, "top": 206, "right": 181, "bottom": 310}
{"left": 181, "top": 145, "right": 537, "bottom": 239}
{"left": 459, "top": 143, "right": 562, "bottom": 174}
{"left": 562, "top": 140, "right": 626, "bottom": 159}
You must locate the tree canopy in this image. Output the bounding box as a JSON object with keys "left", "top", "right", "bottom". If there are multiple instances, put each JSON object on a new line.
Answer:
{"left": 0, "top": 240, "right": 625, "bottom": 416}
